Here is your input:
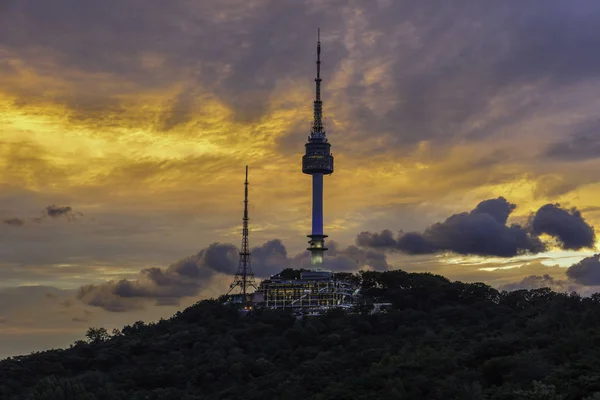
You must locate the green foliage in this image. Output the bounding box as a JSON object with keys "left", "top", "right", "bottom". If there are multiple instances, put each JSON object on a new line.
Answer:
{"left": 29, "top": 376, "right": 96, "bottom": 400}
{"left": 3, "top": 269, "right": 600, "bottom": 399}
{"left": 276, "top": 268, "right": 310, "bottom": 280}
{"left": 84, "top": 327, "right": 110, "bottom": 344}
{"left": 512, "top": 381, "right": 563, "bottom": 400}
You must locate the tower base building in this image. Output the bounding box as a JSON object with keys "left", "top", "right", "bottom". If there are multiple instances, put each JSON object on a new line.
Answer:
{"left": 253, "top": 270, "right": 358, "bottom": 313}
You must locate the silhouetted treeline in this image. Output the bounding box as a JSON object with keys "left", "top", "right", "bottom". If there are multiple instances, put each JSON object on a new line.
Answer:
{"left": 3, "top": 269, "right": 600, "bottom": 399}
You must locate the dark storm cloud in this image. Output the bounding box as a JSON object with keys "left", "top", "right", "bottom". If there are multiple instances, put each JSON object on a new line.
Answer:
{"left": 566, "top": 255, "right": 600, "bottom": 286}
{"left": 358, "top": 198, "right": 544, "bottom": 257}
{"left": 472, "top": 198, "right": 516, "bottom": 225}
{"left": 359, "top": 198, "right": 597, "bottom": 257}
{"left": 76, "top": 284, "right": 140, "bottom": 312}
{"left": 200, "top": 243, "right": 238, "bottom": 274}
{"left": 356, "top": 230, "right": 396, "bottom": 248}
{"left": 530, "top": 204, "right": 595, "bottom": 250}
{"left": 77, "top": 243, "right": 237, "bottom": 312}
{"left": 251, "top": 239, "right": 290, "bottom": 278}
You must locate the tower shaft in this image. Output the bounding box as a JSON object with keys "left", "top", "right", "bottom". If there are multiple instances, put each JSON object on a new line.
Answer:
{"left": 312, "top": 173, "right": 324, "bottom": 235}
{"left": 227, "top": 166, "right": 257, "bottom": 301}
{"left": 308, "top": 173, "right": 326, "bottom": 265}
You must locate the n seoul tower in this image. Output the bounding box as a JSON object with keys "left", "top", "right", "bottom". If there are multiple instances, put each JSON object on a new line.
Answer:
{"left": 302, "top": 29, "right": 334, "bottom": 266}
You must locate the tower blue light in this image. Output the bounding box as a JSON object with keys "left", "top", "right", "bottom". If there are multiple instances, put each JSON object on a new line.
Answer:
{"left": 312, "top": 173, "right": 324, "bottom": 235}
{"left": 302, "top": 29, "right": 334, "bottom": 266}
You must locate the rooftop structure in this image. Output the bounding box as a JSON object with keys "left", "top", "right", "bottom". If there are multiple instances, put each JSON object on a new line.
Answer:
{"left": 254, "top": 270, "right": 358, "bottom": 311}
{"left": 302, "top": 29, "right": 334, "bottom": 266}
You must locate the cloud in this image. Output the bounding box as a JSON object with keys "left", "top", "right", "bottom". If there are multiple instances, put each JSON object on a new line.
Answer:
{"left": 499, "top": 270, "right": 600, "bottom": 297}
{"left": 496, "top": 254, "right": 600, "bottom": 296}
{"left": 533, "top": 174, "right": 580, "bottom": 199}
{"left": 358, "top": 198, "right": 598, "bottom": 257}
{"left": 545, "top": 123, "right": 600, "bottom": 162}
{"left": 356, "top": 230, "right": 397, "bottom": 249}
{"left": 76, "top": 284, "right": 143, "bottom": 313}
{"left": 3, "top": 218, "right": 24, "bottom": 226}
{"left": 472, "top": 198, "right": 516, "bottom": 225}
{"left": 250, "top": 239, "right": 389, "bottom": 277}
{"left": 325, "top": 242, "right": 389, "bottom": 272}
{"left": 289, "top": 241, "right": 389, "bottom": 272}
{"left": 499, "top": 274, "right": 571, "bottom": 292}
{"left": 4, "top": 0, "right": 599, "bottom": 156}
{"left": 77, "top": 243, "right": 237, "bottom": 311}
{"left": 59, "top": 299, "right": 75, "bottom": 308}
{"left": 45, "top": 205, "right": 72, "bottom": 218}
{"left": 357, "top": 198, "right": 544, "bottom": 257}
{"left": 77, "top": 238, "right": 387, "bottom": 311}
{"left": 251, "top": 239, "right": 290, "bottom": 278}
{"left": 2, "top": 204, "right": 83, "bottom": 227}
{"left": 530, "top": 204, "right": 596, "bottom": 250}
{"left": 566, "top": 254, "right": 600, "bottom": 285}
{"left": 154, "top": 298, "right": 181, "bottom": 307}
{"left": 40, "top": 204, "right": 83, "bottom": 222}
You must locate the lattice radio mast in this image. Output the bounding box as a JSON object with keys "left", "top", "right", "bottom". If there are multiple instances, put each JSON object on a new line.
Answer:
{"left": 227, "top": 166, "right": 257, "bottom": 300}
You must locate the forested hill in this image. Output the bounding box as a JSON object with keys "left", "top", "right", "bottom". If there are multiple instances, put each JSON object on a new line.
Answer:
{"left": 3, "top": 270, "right": 600, "bottom": 400}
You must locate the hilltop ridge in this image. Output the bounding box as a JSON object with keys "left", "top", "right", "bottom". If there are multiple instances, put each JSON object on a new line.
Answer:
{"left": 2, "top": 269, "right": 600, "bottom": 399}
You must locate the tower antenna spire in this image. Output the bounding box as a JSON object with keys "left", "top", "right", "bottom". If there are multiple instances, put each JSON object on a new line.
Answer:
{"left": 227, "top": 165, "right": 257, "bottom": 302}
{"left": 311, "top": 27, "right": 325, "bottom": 140}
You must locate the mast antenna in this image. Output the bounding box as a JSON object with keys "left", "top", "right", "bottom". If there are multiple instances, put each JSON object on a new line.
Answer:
{"left": 310, "top": 27, "right": 325, "bottom": 140}
{"left": 227, "top": 165, "right": 257, "bottom": 302}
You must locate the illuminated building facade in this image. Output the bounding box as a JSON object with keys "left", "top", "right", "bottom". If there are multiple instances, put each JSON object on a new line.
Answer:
{"left": 255, "top": 271, "right": 357, "bottom": 311}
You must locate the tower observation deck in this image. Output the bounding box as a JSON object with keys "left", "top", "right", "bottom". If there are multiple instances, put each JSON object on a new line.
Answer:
{"left": 302, "top": 29, "right": 334, "bottom": 266}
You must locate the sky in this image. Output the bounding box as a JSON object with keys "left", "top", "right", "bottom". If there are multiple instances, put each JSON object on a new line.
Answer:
{"left": 2, "top": 0, "right": 600, "bottom": 358}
